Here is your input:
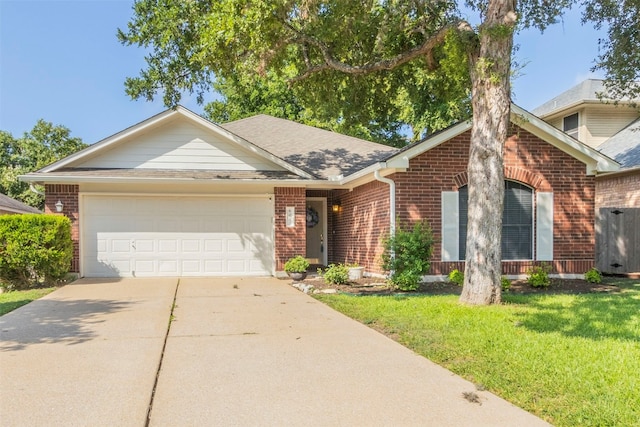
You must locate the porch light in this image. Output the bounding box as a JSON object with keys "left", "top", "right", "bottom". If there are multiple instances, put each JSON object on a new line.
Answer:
{"left": 55, "top": 200, "right": 64, "bottom": 212}
{"left": 332, "top": 203, "right": 340, "bottom": 213}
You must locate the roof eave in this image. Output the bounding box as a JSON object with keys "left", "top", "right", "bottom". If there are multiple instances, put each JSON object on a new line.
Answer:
{"left": 19, "top": 173, "right": 319, "bottom": 185}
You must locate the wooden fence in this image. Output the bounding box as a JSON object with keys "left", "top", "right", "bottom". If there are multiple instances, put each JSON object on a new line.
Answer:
{"left": 596, "top": 208, "right": 640, "bottom": 274}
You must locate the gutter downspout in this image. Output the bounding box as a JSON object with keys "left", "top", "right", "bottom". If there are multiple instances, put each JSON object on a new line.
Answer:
{"left": 29, "top": 184, "right": 45, "bottom": 197}
{"left": 374, "top": 169, "right": 395, "bottom": 237}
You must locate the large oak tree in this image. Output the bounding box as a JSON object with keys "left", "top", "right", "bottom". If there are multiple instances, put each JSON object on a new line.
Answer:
{"left": 119, "top": 0, "right": 638, "bottom": 304}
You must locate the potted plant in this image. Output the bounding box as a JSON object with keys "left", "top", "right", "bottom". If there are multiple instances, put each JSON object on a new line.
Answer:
{"left": 284, "top": 255, "right": 310, "bottom": 280}
{"left": 347, "top": 263, "right": 364, "bottom": 281}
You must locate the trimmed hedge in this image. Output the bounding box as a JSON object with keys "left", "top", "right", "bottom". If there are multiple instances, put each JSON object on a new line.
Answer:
{"left": 0, "top": 214, "right": 72, "bottom": 289}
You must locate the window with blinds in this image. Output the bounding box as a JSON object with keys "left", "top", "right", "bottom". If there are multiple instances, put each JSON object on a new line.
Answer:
{"left": 459, "top": 181, "right": 533, "bottom": 260}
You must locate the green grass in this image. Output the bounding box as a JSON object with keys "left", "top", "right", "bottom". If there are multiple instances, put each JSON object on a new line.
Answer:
{"left": 315, "top": 278, "right": 640, "bottom": 426}
{"left": 0, "top": 287, "right": 57, "bottom": 316}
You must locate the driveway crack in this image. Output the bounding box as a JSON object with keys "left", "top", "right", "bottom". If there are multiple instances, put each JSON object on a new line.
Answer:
{"left": 145, "top": 278, "right": 180, "bottom": 426}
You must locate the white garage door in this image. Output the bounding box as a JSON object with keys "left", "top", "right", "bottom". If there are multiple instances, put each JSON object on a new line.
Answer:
{"left": 82, "top": 195, "right": 274, "bottom": 277}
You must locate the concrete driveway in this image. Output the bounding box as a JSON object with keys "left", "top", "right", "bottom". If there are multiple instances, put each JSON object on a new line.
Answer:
{"left": 0, "top": 277, "right": 549, "bottom": 426}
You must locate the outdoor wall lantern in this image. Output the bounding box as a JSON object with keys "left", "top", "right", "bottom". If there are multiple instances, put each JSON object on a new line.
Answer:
{"left": 332, "top": 203, "right": 341, "bottom": 213}
{"left": 55, "top": 200, "right": 64, "bottom": 212}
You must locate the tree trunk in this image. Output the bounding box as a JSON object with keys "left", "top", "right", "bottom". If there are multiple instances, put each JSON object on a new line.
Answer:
{"left": 460, "top": 0, "right": 516, "bottom": 305}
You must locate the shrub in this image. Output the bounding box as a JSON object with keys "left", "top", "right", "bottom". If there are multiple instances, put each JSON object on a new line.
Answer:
{"left": 527, "top": 264, "right": 551, "bottom": 288}
{"left": 448, "top": 269, "right": 464, "bottom": 286}
{"left": 584, "top": 267, "right": 602, "bottom": 284}
{"left": 501, "top": 276, "right": 511, "bottom": 292}
{"left": 284, "top": 255, "right": 309, "bottom": 273}
{"left": 0, "top": 214, "right": 72, "bottom": 290}
{"left": 381, "top": 220, "right": 434, "bottom": 291}
{"left": 320, "top": 263, "right": 350, "bottom": 285}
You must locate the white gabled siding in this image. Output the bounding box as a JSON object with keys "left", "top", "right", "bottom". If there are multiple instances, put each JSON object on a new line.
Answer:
{"left": 441, "top": 191, "right": 459, "bottom": 261}
{"left": 585, "top": 108, "right": 640, "bottom": 148}
{"left": 77, "top": 119, "right": 285, "bottom": 171}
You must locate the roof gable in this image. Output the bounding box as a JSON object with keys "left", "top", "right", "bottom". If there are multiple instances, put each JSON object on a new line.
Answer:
{"left": 377, "top": 104, "right": 619, "bottom": 177}
{"left": 41, "top": 107, "right": 313, "bottom": 179}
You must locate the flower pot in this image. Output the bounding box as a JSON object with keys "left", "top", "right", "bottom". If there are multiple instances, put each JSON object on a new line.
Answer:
{"left": 348, "top": 266, "right": 364, "bottom": 281}
{"left": 288, "top": 271, "right": 307, "bottom": 281}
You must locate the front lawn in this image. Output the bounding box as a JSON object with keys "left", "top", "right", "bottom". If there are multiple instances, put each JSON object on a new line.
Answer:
{"left": 315, "top": 278, "right": 640, "bottom": 426}
{"left": 0, "top": 287, "right": 57, "bottom": 316}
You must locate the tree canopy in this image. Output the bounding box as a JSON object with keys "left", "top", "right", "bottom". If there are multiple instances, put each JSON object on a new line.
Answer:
{"left": 1, "top": 120, "right": 86, "bottom": 209}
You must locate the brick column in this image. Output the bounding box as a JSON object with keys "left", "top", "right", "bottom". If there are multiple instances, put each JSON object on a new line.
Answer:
{"left": 44, "top": 184, "right": 80, "bottom": 273}
{"left": 274, "top": 187, "right": 306, "bottom": 271}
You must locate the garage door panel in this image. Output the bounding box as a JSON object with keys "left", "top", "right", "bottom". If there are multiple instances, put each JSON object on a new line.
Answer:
{"left": 204, "top": 239, "right": 223, "bottom": 252}
{"left": 158, "top": 260, "right": 179, "bottom": 274}
{"left": 83, "top": 196, "right": 273, "bottom": 277}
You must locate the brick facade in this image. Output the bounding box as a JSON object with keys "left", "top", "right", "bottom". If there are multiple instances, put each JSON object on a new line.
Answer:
{"left": 44, "top": 184, "right": 80, "bottom": 273}
{"left": 334, "top": 127, "right": 596, "bottom": 276}
{"left": 331, "top": 181, "right": 391, "bottom": 273}
{"left": 274, "top": 187, "right": 306, "bottom": 270}
{"left": 596, "top": 171, "right": 640, "bottom": 208}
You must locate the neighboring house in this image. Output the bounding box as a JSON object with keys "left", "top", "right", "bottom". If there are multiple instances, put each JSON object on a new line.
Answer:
{"left": 20, "top": 105, "right": 618, "bottom": 279}
{"left": 534, "top": 79, "right": 640, "bottom": 274}
{"left": 0, "top": 193, "right": 41, "bottom": 215}
{"left": 533, "top": 79, "right": 640, "bottom": 150}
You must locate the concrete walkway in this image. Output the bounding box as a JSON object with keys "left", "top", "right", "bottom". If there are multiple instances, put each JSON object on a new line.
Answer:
{"left": 0, "top": 277, "right": 550, "bottom": 426}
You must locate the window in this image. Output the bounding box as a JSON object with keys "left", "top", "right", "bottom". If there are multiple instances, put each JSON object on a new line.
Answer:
{"left": 458, "top": 181, "right": 533, "bottom": 260}
{"left": 563, "top": 113, "right": 579, "bottom": 139}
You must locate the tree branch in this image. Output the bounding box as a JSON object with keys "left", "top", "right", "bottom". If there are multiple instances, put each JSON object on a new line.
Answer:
{"left": 287, "top": 20, "right": 473, "bottom": 83}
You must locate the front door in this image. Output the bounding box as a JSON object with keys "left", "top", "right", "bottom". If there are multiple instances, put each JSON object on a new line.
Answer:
{"left": 305, "top": 198, "right": 327, "bottom": 266}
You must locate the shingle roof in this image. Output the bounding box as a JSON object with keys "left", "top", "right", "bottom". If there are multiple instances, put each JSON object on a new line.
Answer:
{"left": 0, "top": 193, "right": 41, "bottom": 214}
{"left": 532, "top": 79, "right": 640, "bottom": 117}
{"left": 532, "top": 79, "right": 607, "bottom": 117}
{"left": 598, "top": 119, "right": 640, "bottom": 168}
{"left": 222, "top": 115, "right": 398, "bottom": 179}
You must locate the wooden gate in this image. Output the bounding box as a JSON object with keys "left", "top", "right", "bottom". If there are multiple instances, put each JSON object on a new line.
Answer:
{"left": 596, "top": 208, "right": 640, "bottom": 274}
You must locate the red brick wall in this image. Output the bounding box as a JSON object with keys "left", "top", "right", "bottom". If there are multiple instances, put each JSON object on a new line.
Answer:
{"left": 44, "top": 184, "right": 79, "bottom": 273}
{"left": 339, "top": 126, "right": 596, "bottom": 275}
{"left": 274, "top": 187, "right": 306, "bottom": 270}
{"left": 596, "top": 171, "right": 640, "bottom": 208}
{"left": 332, "top": 181, "right": 390, "bottom": 273}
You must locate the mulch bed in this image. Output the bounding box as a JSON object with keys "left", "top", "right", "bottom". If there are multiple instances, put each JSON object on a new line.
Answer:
{"left": 296, "top": 275, "right": 620, "bottom": 296}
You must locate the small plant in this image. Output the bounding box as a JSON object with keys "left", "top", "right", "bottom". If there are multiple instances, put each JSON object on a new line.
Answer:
{"left": 584, "top": 267, "right": 602, "bottom": 284}
{"left": 501, "top": 276, "right": 511, "bottom": 292}
{"left": 320, "top": 263, "right": 350, "bottom": 285}
{"left": 527, "top": 264, "right": 551, "bottom": 288}
{"left": 448, "top": 269, "right": 464, "bottom": 286}
{"left": 381, "top": 220, "right": 434, "bottom": 291}
{"left": 284, "top": 255, "right": 309, "bottom": 273}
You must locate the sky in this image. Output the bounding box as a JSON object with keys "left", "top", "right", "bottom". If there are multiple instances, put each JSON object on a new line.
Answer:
{"left": 0, "top": 0, "right": 605, "bottom": 145}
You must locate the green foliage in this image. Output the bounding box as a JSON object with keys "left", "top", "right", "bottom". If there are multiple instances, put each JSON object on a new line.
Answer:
{"left": 320, "top": 263, "right": 350, "bottom": 285}
{"left": 501, "top": 276, "right": 511, "bottom": 292}
{"left": 583, "top": 1, "right": 640, "bottom": 104}
{"left": 381, "top": 221, "right": 434, "bottom": 291}
{"left": 527, "top": 264, "right": 551, "bottom": 288}
{"left": 0, "top": 214, "right": 73, "bottom": 290}
{"left": 448, "top": 269, "right": 464, "bottom": 286}
{"left": 584, "top": 268, "right": 602, "bottom": 284}
{"left": 1, "top": 121, "right": 86, "bottom": 210}
{"left": 283, "top": 255, "right": 309, "bottom": 273}
{"left": 119, "top": 0, "right": 472, "bottom": 144}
